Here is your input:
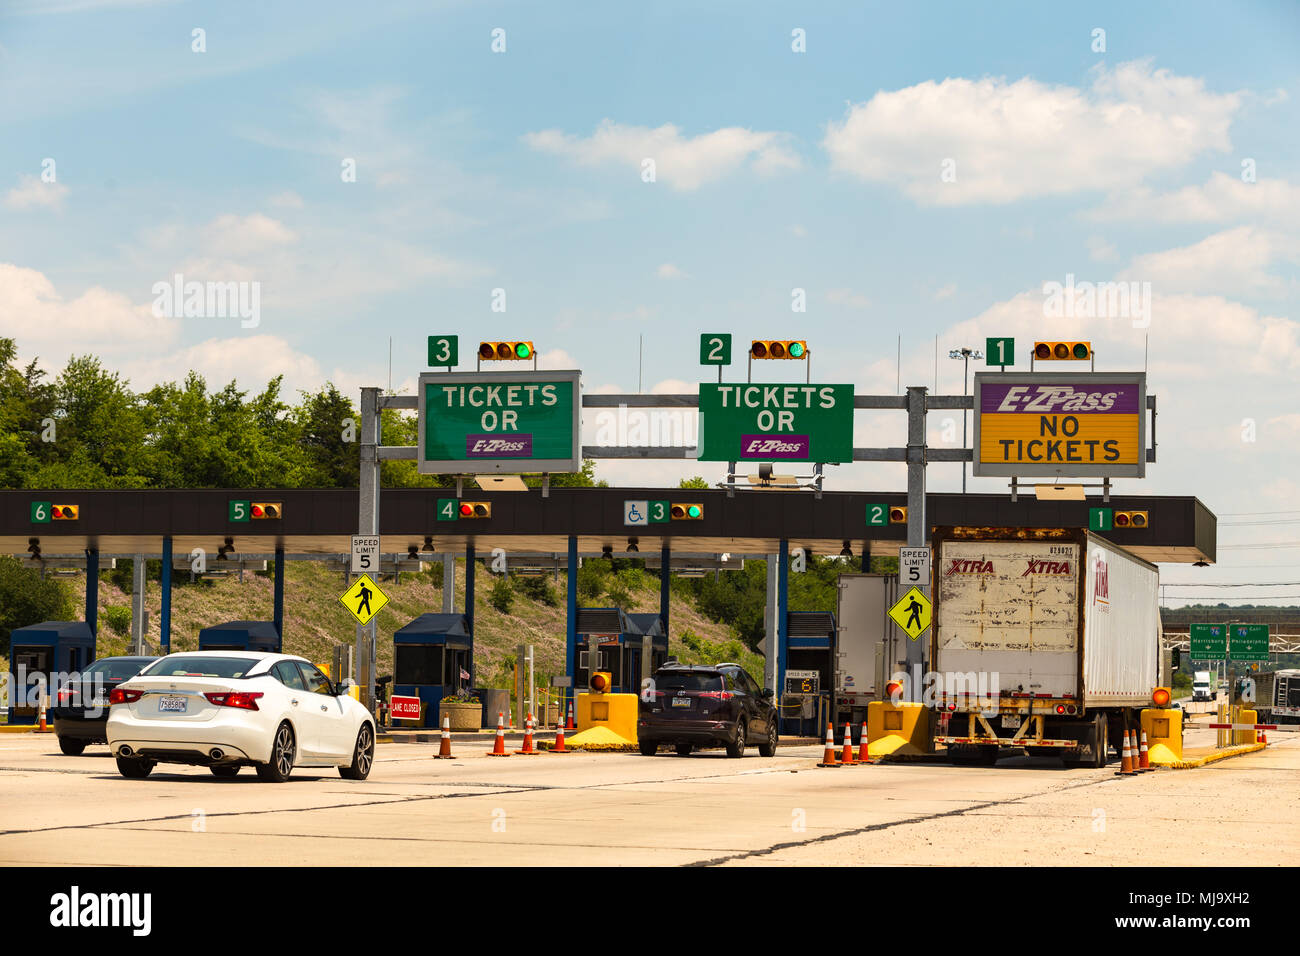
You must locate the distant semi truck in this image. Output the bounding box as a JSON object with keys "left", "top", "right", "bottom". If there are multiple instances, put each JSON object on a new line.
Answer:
{"left": 1251, "top": 669, "right": 1300, "bottom": 724}
{"left": 1192, "top": 671, "right": 1213, "bottom": 702}
{"left": 928, "top": 526, "right": 1164, "bottom": 767}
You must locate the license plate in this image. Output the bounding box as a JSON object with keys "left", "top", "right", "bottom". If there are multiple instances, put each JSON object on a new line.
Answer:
{"left": 158, "top": 695, "right": 188, "bottom": 713}
{"left": 671, "top": 697, "right": 692, "bottom": 709}
{"left": 1001, "top": 714, "right": 1021, "bottom": 729}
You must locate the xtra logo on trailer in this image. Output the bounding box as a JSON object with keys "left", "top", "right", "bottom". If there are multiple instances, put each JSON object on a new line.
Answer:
{"left": 1093, "top": 551, "right": 1110, "bottom": 610}
{"left": 1022, "top": 559, "right": 1072, "bottom": 576}
{"left": 945, "top": 559, "right": 994, "bottom": 574}
{"left": 740, "top": 434, "right": 809, "bottom": 458}
{"left": 467, "top": 434, "right": 533, "bottom": 457}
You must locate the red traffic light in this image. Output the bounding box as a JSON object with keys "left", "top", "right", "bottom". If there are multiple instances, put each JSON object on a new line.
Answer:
{"left": 1035, "top": 343, "right": 1051, "bottom": 359}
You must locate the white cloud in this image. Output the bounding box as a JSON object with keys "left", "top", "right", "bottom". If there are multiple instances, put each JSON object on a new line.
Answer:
{"left": 539, "top": 348, "right": 580, "bottom": 371}
{"left": 523, "top": 120, "right": 801, "bottom": 191}
{"left": 4, "top": 174, "right": 69, "bottom": 210}
{"left": 121, "top": 335, "right": 324, "bottom": 394}
{"left": 824, "top": 61, "right": 1240, "bottom": 205}
{"left": 826, "top": 288, "right": 870, "bottom": 308}
{"left": 268, "top": 191, "right": 304, "bottom": 209}
{"left": 1122, "top": 226, "right": 1300, "bottom": 299}
{"left": 933, "top": 283, "right": 957, "bottom": 301}
{"left": 1086, "top": 236, "right": 1119, "bottom": 262}
{"left": 656, "top": 263, "right": 688, "bottom": 280}
{"left": 1088, "top": 170, "right": 1300, "bottom": 225}
{"left": 202, "top": 213, "right": 297, "bottom": 257}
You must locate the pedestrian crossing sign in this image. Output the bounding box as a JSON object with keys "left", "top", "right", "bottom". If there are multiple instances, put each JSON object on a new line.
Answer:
{"left": 341, "top": 573, "right": 389, "bottom": 625}
{"left": 888, "top": 586, "right": 932, "bottom": 641}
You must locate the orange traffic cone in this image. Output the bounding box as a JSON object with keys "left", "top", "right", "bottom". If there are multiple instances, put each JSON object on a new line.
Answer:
{"left": 566, "top": 701, "right": 576, "bottom": 730}
{"left": 516, "top": 714, "right": 539, "bottom": 755}
{"left": 434, "top": 715, "right": 454, "bottom": 759}
{"left": 550, "top": 720, "right": 568, "bottom": 753}
{"left": 38, "top": 694, "right": 48, "bottom": 733}
{"left": 508, "top": 710, "right": 514, "bottom": 730}
{"left": 1259, "top": 728, "right": 1268, "bottom": 745}
{"left": 817, "top": 723, "right": 839, "bottom": 767}
{"left": 1116, "top": 730, "right": 1133, "bottom": 776}
{"left": 840, "top": 723, "right": 856, "bottom": 765}
{"left": 857, "top": 721, "right": 870, "bottom": 764}
{"left": 487, "top": 712, "right": 511, "bottom": 756}
{"left": 1138, "top": 729, "right": 1151, "bottom": 771}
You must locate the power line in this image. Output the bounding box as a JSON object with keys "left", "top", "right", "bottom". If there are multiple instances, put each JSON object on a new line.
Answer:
{"left": 1161, "top": 582, "right": 1300, "bottom": 588}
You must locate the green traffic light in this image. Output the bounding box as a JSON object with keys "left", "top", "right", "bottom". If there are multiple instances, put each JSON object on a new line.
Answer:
{"left": 789, "top": 341, "right": 805, "bottom": 358}
{"left": 1073, "top": 343, "right": 1090, "bottom": 359}
{"left": 515, "top": 342, "right": 532, "bottom": 359}
{"left": 687, "top": 505, "right": 701, "bottom": 518}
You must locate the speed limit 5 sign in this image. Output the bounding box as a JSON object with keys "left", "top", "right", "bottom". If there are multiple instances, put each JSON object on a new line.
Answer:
{"left": 898, "top": 547, "right": 930, "bottom": 588}
{"left": 351, "top": 535, "right": 380, "bottom": 574}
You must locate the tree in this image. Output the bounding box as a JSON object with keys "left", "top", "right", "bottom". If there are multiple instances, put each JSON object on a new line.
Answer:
{"left": 0, "top": 556, "right": 76, "bottom": 654}
{"left": 678, "top": 476, "right": 709, "bottom": 489}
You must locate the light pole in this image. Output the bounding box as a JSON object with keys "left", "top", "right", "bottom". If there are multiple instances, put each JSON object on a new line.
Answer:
{"left": 948, "top": 347, "right": 983, "bottom": 493}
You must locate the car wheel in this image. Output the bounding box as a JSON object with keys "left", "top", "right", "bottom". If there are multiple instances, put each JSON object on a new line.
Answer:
{"left": 638, "top": 739, "right": 658, "bottom": 756}
{"left": 758, "top": 721, "right": 778, "bottom": 758}
{"left": 674, "top": 742, "right": 692, "bottom": 756}
{"left": 256, "top": 722, "right": 295, "bottom": 782}
{"left": 58, "top": 736, "right": 86, "bottom": 756}
{"left": 115, "top": 755, "right": 154, "bottom": 779}
{"left": 339, "top": 723, "right": 375, "bottom": 780}
{"left": 210, "top": 765, "right": 240, "bottom": 778}
{"left": 726, "top": 720, "right": 746, "bottom": 758}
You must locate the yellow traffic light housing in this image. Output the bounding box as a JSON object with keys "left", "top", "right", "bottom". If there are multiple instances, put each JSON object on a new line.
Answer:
{"left": 670, "top": 503, "right": 704, "bottom": 520}
{"left": 1113, "top": 510, "right": 1148, "bottom": 529}
{"left": 51, "top": 504, "right": 79, "bottom": 520}
{"left": 889, "top": 506, "right": 907, "bottom": 524}
{"left": 458, "top": 501, "right": 492, "bottom": 518}
{"left": 589, "top": 671, "right": 613, "bottom": 694}
{"left": 750, "top": 340, "right": 807, "bottom": 360}
{"left": 478, "top": 341, "right": 534, "bottom": 361}
{"left": 1033, "top": 341, "right": 1092, "bottom": 361}
{"left": 250, "top": 502, "right": 282, "bottom": 519}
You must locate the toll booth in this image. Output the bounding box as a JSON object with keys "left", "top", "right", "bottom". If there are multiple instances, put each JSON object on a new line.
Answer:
{"left": 392, "top": 613, "right": 473, "bottom": 728}
{"left": 781, "top": 611, "right": 837, "bottom": 738}
{"left": 8, "top": 621, "right": 96, "bottom": 725}
{"left": 574, "top": 608, "right": 669, "bottom": 694}
{"left": 198, "top": 620, "right": 281, "bottom": 653}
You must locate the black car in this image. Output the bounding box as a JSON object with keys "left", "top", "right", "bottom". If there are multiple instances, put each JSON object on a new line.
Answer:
{"left": 52, "top": 656, "right": 157, "bottom": 755}
{"left": 637, "top": 662, "right": 778, "bottom": 757}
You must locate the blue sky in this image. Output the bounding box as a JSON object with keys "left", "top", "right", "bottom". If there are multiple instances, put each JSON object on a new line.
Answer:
{"left": 2, "top": 0, "right": 1299, "bottom": 601}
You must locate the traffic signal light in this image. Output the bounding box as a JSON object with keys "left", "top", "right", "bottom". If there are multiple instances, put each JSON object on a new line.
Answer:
{"left": 670, "top": 503, "right": 703, "bottom": 520}
{"left": 458, "top": 502, "right": 492, "bottom": 518}
{"left": 250, "top": 502, "right": 281, "bottom": 519}
{"left": 589, "top": 671, "right": 613, "bottom": 693}
{"left": 750, "top": 340, "right": 806, "bottom": 360}
{"left": 478, "top": 341, "right": 534, "bottom": 361}
{"left": 889, "top": 506, "right": 907, "bottom": 524}
{"left": 51, "top": 504, "right": 78, "bottom": 520}
{"left": 1113, "top": 510, "right": 1148, "bottom": 529}
{"left": 1033, "top": 341, "right": 1092, "bottom": 361}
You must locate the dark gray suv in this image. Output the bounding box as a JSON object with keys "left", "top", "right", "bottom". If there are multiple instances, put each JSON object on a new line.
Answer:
{"left": 637, "top": 662, "right": 778, "bottom": 757}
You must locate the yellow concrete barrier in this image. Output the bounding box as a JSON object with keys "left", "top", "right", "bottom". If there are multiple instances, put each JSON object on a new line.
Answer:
{"left": 1143, "top": 707, "right": 1182, "bottom": 765}
{"left": 1234, "top": 709, "right": 1257, "bottom": 747}
{"left": 866, "top": 701, "right": 931, "bottom": 758}
{"left": 567, "top": 692, "right": 639, "bottom": 749}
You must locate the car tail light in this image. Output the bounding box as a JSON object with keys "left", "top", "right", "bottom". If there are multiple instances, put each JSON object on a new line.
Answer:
{"left": 698, "top": 691, "right": 733, "bottom": 700}
{"left": 204, "top": 692, "right": 263, "bottom": 710}
{"left": 57, "top": 688, "right": 74, "bottom": 705}
{"left": 1067, "top": 705, "right": 1077, "bottom": 715}
{"left": 109, "top": 688, "right": 143, "bottom": 705}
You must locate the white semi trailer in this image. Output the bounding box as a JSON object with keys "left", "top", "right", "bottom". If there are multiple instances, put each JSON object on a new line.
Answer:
{"left": 929, "top": 526, "right": 1162, "bottom": 767}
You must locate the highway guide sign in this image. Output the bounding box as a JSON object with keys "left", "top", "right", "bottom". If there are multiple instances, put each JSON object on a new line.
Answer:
{"left": 351, "top": 535, "right": 380, "bottom": 574}
{"left": 1189, "top": 623, "right": 1227, "bottom": 659}
{"left": 972, "top": 372, "right": 1146, "bottom": 478}
{"left": 888, "top": 587, "right": 932, "bottom": 641}
{"left": 418, "top": 370, "right": 581, "bottom": 474}
{"left": 899, "top": 547, "right": 930, "bottom": 588}
{"left": 697, "top": 382, "right": 854, "bottom": 463}
{"left": 341, "top": 573, "right": 388, "bottom": 626}
{"left": 1229, "top": 624, "right": 1269, "bottom": 662}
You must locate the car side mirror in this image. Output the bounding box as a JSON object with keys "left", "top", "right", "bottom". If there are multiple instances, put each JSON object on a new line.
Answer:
{"left": 762, "top": 688, "right": 774, "bottom": 699}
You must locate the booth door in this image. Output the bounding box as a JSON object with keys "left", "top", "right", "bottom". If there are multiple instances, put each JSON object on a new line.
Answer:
{"left": 11, "top": 647, "right": 52, "bottom": 720}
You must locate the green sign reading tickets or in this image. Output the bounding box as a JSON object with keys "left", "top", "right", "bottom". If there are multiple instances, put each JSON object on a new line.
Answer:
{"left": 418, "top": 370, "right": 580, "bottom": 474}
{"left": 698, "top": 383, "right": 854, "bottom": 463}
{"left": 1229, "top": 624, "right": 1269, "bottom": 662}
{"left": 1189, "top": 623, "right": 1227, "bottom": 660}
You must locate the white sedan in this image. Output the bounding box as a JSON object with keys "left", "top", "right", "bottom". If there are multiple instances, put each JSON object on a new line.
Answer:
{"left": 107, "top": 651, "right": 375, "bottom": 782}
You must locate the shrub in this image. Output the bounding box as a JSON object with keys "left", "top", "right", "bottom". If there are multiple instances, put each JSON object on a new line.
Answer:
{"left": 102, "top": 605, "right": 132, "bottom": 636}
{"left": 605, "top": 581, "right": 632, "bottom": 608}
{"left": 488, "top": 576, "right": 514, "bottom": 614}
{"left": 516, "top": 575, "right": 559, "bottom": 607}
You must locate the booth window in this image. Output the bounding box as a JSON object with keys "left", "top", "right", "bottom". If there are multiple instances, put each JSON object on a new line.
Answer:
{"left": 396, "top": 645, "right": 444, "bottom": 685}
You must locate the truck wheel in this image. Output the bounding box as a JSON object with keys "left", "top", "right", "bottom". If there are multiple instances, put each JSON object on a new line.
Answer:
{"left": 638, "top": 739, "right": 658, "bottom": 756}
{"left": 948, "top": 744, "right": 984, "bottom": 765}
{"left": 674, "top": 743, "right": 692, "bottom": 756}
{"left": 1092, "top": 713, "right": 1109, "bottom": 768}
{"left": 978, "top": 746, "right": 1000, "bottom": 766}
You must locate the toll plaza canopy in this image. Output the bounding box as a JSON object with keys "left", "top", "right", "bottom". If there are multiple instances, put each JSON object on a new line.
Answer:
{"left": 0, "top": 488, "right": 1216, "bottom": 564}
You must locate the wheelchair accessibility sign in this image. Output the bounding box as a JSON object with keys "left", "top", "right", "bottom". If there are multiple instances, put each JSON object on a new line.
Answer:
{"left": 624, "top": 500, "right": 670, "bottom": 526}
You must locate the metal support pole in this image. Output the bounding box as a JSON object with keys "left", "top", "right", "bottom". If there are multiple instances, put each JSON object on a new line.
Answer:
{"left": 765, "top": 552, "right": 778, "bottom": 695}
{"left": 358, "top": 386, "right": 380, "bottom": 712}
{"left": 466, "top": 542, "right": 476, "bottom": 644}
{"left": 659, "top": 541, "right": 670, "bottom": 638}
{"left": 160, "top": 536, "right": 172, "bottom": 654}
{"left": 130, "top": 553, "right": 145, "bottom": 655}
{"left": 906, "top": 385, "right": 928, "bottom": 700}
{"left": 566, "top": 535, "right": 578, "bottom": 715}
{"left": 273, "top": 545, "right": 285, "bottom": 648}
{"left": 442, "top": 555, "right": 455, "bottom": 613}
{"left": 777, "top": 538, "right": 789, "bottom": 730}
{"left": 961, "top": 357, "right": 969, "bottom": 493}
